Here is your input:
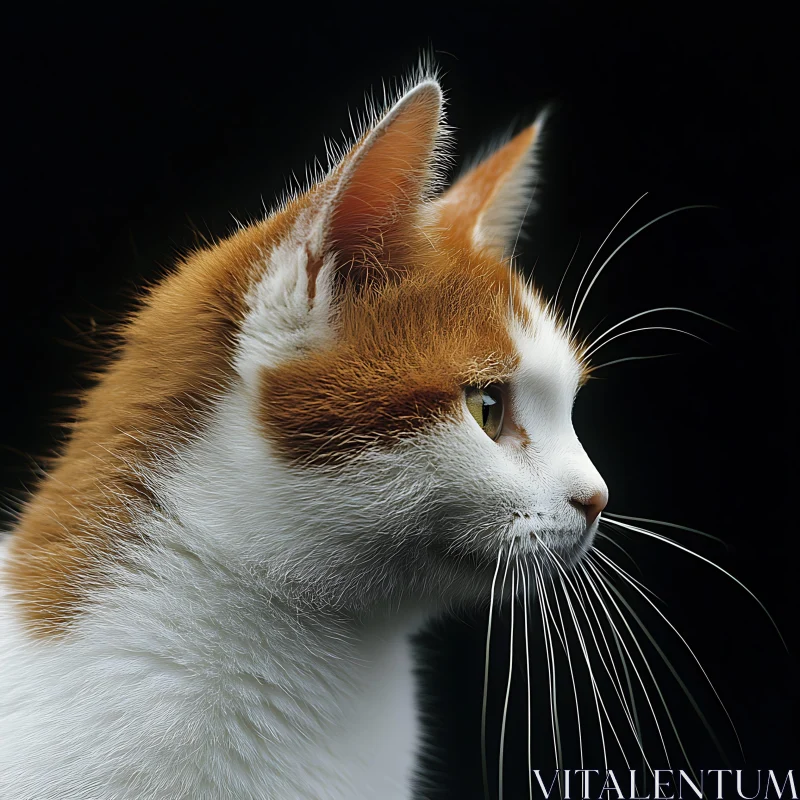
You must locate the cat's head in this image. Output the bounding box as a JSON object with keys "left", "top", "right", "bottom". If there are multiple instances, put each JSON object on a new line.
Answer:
{"left": 12, "top": 75, "right": 606, "bottom": 628}
{"left": 155, "top": 76, "right": 606, "bottom": 611}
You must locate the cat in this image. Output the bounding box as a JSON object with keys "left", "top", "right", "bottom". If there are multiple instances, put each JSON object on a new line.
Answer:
{"left": 0, "top": 69, "right": 609, "bottom": 799}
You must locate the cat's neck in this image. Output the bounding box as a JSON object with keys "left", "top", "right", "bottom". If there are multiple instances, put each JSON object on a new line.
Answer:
{"left": 108, "top": 386, "right": 428, "bottom": 795}
{"left": 126, "top": 381, "right": 433, "bottom": 645}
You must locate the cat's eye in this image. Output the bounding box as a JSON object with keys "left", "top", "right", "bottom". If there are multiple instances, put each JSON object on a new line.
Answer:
{"left": 465, "top": 385, "right": 504, "bottom": 441}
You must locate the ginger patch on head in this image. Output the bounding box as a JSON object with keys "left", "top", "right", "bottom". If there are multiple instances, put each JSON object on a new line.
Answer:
{"left": 258, "top": 258, "right": 524, "bottom": 466}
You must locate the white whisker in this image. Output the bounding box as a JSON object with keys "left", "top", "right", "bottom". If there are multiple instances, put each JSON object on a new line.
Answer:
{"left": 583, "top": 559, "right": 714, "bottom": 785}
{"left": 482, "top": 547, "right": 505, "bottom": 800}
{"left": 571, "top": 563, "right": 653, "bottom": 768}
{"left": 608, "top": 604, "right": 647, "bottom": 791}
{"left": 596, "top": 531, "right": 648, "bottom": 579}
{"left": 520, "top": 562, "right": 533, "bottom": 800}
{"left": 584, "top": 307, "right": 731, "bottom": 354}
{"left": 543, "top": 544, "right": 643, "bottom": 779}
{"left": 535, "top": 560, "right": 585, "bottom": 774}
{"left": 533, "top": 559, "right": 562, "bottom": 797}
{"left": 589, "top": 353, "right": 678, "bottom": 372}
{"left": 553, "top": 234, "right": 582, "bottom": 315}
{"left": 571, "top": 204, "right": 716, "bottom": 335}
{"left": 550, "top": 559, "right": 610, "bottom": 778}
{"left": 575, "top": 560, "right": 674, "bottom": 765}
{"left": 584, "top": 326, "right": 707, "bottom": 360}
{"left": 604, "top": 512, "right": 726, "bottom": 547}
{"left": 603, "top": 518, "right": 786, "bottom": 649}
{"left": 498, "top": 560, "right": 518, "bottom": 800}
{"left": 592, "top": 547, "right": 743, "bottom": 759}
{"left": 509, "top": 181, "right": 539, "bottom": 265}
{"left": 586, "top": 559, "right": 710, "bottom": 790}
{"left": 568, "top": 193, "right": 648, "bottom": 335}
{"left": 560, "top": 560, "right": 655, "bottom": 775}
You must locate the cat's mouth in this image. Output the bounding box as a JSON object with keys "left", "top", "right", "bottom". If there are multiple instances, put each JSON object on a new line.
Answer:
{"left": 426, "top": 520, "right": 596, "bottom": 583}
{"left": 541, "top": 524, "right": 597, "bottom": 567}
{"left": 505, "top": 512, "right": 598, "bottom": 567}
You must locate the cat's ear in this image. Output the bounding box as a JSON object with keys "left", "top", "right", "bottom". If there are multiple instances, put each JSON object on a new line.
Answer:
{"left": 238, "top": 81, "right": 444, "bottom": 375}
{"left": 301, "top": 79, "right": 444, "bottom": 290}
{"left": 432, "top": 114, "right": 546, "bottom": 259}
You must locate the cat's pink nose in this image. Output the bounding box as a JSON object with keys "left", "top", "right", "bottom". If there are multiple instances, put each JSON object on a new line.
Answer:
{"left": 572, "top": 489, "right": 608, "bottom": 527}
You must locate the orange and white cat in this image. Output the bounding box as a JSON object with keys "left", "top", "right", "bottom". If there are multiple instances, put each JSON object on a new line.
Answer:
{"left": 0, "top": 72, "right": 607, "bottom": 799}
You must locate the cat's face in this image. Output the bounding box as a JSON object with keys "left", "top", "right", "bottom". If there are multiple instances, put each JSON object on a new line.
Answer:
{"left": 213, "top": 79, "right": 607, "bottom": 610}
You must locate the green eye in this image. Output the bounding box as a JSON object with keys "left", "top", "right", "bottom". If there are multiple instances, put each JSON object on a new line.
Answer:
{"left": 465, "top": 385, "right": 504, "bottom": 441}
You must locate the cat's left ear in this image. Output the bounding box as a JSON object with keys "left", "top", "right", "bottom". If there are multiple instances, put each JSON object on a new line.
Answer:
{"left": 238, "top": 81, "right": 445, "bottom": 370}
{"left": 432, "top": 113, "right": 546, "bottom": 259}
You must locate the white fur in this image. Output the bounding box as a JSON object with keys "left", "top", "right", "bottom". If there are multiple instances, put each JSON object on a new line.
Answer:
{"left": 0, "top": 534, "right": 423, "bottom": 800}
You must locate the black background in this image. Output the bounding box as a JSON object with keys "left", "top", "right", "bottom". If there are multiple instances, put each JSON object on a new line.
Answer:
{"left": 3, "top": 3, "right": 796, "bottom": 797}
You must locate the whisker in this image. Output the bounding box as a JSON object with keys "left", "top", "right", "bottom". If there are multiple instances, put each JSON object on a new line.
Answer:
{"left": 604, "top": 512, "right": 726, "bottom": 547}
{"left": 572, "top": 562, "right": 652, "bottom": 763}
{"left": 580, "top": 564, "right": 677, "bottom": 773}
{"left": 588, "top": 353, "right": 678, "bottom": 372}
{"left": 596, "top": 530, "right": 660, "bottom": 599}
{"left": 583, "top": 560, "right": 706, "bottom": 786}
{"left": 568, "top": 193, "right": 648, "bottom": 335}
{"left": 584, "top": 326, "right": 707, "bottom": 360}
{"left": 563, "top": 559, "right": 656, "bottom": 775}
{"left": 596, "top": 531, "right": 647, "bottom": 579}
{"left": 603, "top": 518, "right": 787, "bottom": 649}
{"left": 583, "top": 307, "right": 732, "bottom": 354}
{"left": 520, "top": 562, "right": 534, "bottom": 800}
{"left": 498, "top": 560, "right": 518, "bottom": 800}
{"left": 540, "top": 545, "right": 612, "bottom": 779}
{"left": 608, "top": 603, "right": 647, "bottom": 792}
{"left": 506, "top": 178, "right": 539, "bottom": 318}
{"left": 571, "top": 204, "right": 716, "bottom": 335}
{"left": 554, "top": 560, "right": 631, "bottom": 781}
{"left": 533, "top": 558, "right": 563, "bottom": 798}
{"left": 482, "top": 547, "right": 505, "bottom": 800}
{"left": 553, "top": 234, "right": 582, "bottom": 315}
{"left": 535, "top": 559, "right": 585, "bottom": 774}
{"left": 592, "top": 547, "right": 743, "bottom": 759}
{"left": 509, "top": 181, "right": 539, "bottom": 266}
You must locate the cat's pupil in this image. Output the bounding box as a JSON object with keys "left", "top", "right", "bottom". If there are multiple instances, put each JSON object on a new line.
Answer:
{"left": 482, "top": 392, "right": 496, "bottom": 425}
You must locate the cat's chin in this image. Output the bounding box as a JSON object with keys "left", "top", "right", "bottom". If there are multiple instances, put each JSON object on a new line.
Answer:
{"left": 539, "top": 524, "right": 598, "bottom": 569}
{"left": 423, "top": 525, "right": 597, "bottom": 603}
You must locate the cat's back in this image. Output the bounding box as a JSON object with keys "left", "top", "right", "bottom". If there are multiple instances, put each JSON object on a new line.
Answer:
{"left": 0, "top": 532, "right": 134, "bottom": 799}
{"left": 0, "top": 533, "right": 252, "bottom": 800}
{"left": 0, "top": 533, "right": 419, "bottom": 800}
{"left": 0, "top": 533, "right": 68, "bottom": 798}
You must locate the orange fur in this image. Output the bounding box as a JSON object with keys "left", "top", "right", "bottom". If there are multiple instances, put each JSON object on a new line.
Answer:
{"left": 435, "top": 124, "right": 539, "bottom": 253}
{"left": 259, "top": 245, "right": 525, "bottom": 465}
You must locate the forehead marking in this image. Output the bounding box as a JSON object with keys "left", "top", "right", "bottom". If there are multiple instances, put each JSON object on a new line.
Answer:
{"left": 506, "top": 286, "right": 584, "bottom": 443}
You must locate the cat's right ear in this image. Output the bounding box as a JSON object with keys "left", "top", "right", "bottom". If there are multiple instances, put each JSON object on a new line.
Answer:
{"left": 298, "top": 79, "right": 444, "bottom": 296}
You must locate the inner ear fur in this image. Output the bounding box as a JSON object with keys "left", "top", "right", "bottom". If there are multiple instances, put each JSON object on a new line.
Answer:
{"left": 432, "top": 117, "right": 545, "bottom": 259}
{"left": 303, "top": 80, "right": 445, "bottom": 295}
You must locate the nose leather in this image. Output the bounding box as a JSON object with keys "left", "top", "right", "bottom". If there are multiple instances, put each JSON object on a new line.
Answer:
{"left": 571, "top": 489, "right": 608, "bottom": 527}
